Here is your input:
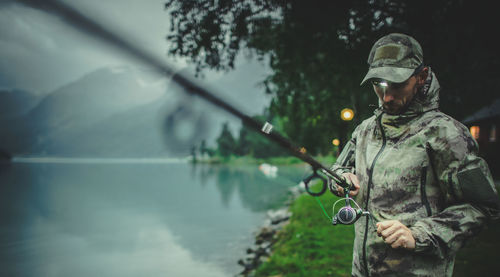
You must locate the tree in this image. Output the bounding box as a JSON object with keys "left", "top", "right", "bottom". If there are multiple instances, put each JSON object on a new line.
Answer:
{"left": 165, "top": 0, "right": 377, "bottom": 154}
{"left": 234, "top": 127, "right": 250, "bottom": 156}
{"left": 165, "top": 0, "right": 500, "bottom": 154}
{"left": 239, "top": 115, "right": 288, "bottom": 158}
{"left": 216, "top": 122, "right": 236, "bottom": 157}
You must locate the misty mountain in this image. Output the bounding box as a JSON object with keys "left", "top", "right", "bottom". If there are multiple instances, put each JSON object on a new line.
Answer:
{"left": 0, "top": 88, "right": 41, "bottom": 119}
{"left": 1, "top": 66, "right": 170, "bottom": 156}
{"left": 0, "top": 66, "right": 233, "bottom": 157}
{"left": 27, "top": 66, "right": 167, "bottom": 135}
{"left": 36, "top": 92, "right": 215, "bottom": 157}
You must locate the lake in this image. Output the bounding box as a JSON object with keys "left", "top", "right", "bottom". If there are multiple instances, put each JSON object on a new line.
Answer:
{"left": 0, "top": 159, "right": 307, "bottom": 277}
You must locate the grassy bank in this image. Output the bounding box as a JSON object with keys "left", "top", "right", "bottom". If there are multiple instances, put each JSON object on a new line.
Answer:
{"left": 255, "top": 186, "right": 354, "bottom": 277}
{"left": 253, "top": 184, "right": 500, "bottom": 277}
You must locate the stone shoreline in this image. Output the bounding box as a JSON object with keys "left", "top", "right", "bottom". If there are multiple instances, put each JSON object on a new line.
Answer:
{"left": 235, "top": 185, "right": 304, "bottom": 277}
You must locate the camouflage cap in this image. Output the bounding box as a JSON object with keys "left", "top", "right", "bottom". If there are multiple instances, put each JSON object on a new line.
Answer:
{"left": 360, "top": 33, "right": 423, "bottom": 85}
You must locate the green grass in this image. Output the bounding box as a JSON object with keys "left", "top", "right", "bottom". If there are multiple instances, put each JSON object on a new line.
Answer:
{"left": 255, "top": 182, "right": 354, "bottom": 277}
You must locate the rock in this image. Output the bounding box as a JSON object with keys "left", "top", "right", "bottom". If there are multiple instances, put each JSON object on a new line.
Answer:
{"left": 288, "top": 184, "right": 305, "bottom": 199}
{"left": 273, "top": 219, "right": 291, "bottom": 230}
{"left": 260, "top": 241, "right": 271, "bottom": 250}
{"left": 254, "top": 246, "right": 267, "bottom": 257}
{"left": 256, "top": 226, "right": 276, "bottom": 241}
{"left": 267, "top": 208, "right": 292, "bottom": 225}
{"left": 259, "top": 256, "right": 270, "bottom": 264}
{"left": 245, "top": 253, "right": 256, "bottom": 262}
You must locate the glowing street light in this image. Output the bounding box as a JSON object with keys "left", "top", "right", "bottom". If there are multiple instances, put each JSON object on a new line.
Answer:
{"left": 340, "top": 108, "right": 354, "bottom": 121}
{"left": 332, "top": 139, "right": 340, "bottom": 146}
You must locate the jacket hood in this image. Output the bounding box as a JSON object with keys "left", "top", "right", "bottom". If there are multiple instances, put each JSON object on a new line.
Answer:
{"left": 374, "top": 67, "right": 440, "bottom": 138}
{"left": 408, "top": 67, "right": 440, "bottom": 114}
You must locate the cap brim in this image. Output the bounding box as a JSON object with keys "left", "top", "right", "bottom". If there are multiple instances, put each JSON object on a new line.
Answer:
{"left": 360, "top": 67, "right": 415, "bottom": 86}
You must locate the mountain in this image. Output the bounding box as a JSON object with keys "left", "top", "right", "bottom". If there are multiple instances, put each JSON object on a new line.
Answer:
{"left": 0, "top": 66, "right": 228, "bottom": 157}
{"left": 0, "top": 88, "right": 41, "bottom": 119}
{"left": 27, "top": 66, "right": 167, "bottom": 136}
{"left": 1, "top": 66, "right": 170, "bottom": 156}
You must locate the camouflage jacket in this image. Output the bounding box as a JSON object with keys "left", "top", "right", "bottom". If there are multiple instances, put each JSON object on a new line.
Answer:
{"left": 332, "top": 68, "right": 500, "bottom": 277}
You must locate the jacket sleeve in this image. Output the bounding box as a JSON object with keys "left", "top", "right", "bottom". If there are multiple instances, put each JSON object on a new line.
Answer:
{"left": 329, "top": 125, "right": 359, "bottom": 195}
{"left": 410, "top": 121, "right": 500, "bottom": 258}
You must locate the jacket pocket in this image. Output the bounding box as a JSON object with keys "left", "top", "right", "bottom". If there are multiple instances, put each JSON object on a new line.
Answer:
{"left": 420, "top": 166, "right": 432, "bottom": 216}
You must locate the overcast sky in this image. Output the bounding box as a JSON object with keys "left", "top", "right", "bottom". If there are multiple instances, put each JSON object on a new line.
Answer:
{"left": 0, "top": 0, "right": 271, "bottom": 116}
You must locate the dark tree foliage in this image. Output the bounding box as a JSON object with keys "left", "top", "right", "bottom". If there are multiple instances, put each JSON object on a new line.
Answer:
{"left": 214, "top": 117, "right": 287, "bottom": 158}
{"left": 199, "top": 139, "right": 207, "bottom": 155}
{"left": 165, "top": 0, "right": 500, "bottom": 155}
{"left": 239, "top": 115, "right": 288, "bottom": 158}
{"left": 216, "top": 122, "right": 236, "bottom": 157}
{"left": 234, "top": 128, "right": 250, "bottom": 156}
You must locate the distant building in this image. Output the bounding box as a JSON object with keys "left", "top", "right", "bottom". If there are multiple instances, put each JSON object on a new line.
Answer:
{"left": 462, "top": 98, "right": 500, "bottom": 178}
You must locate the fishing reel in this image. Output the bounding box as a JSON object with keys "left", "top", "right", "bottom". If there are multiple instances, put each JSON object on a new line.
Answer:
{"left": 302, "top": 168, "right": 369, "bottom": 225}
{"left": 331, "top": 188, "right": 370, "bottom": 225}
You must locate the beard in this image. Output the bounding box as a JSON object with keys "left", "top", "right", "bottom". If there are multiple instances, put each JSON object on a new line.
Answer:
{"left": 382, "top": 84, "right": 419, "bottom": 115}
{"left": 382, "top": 102, "right": 402, "bottom": 115}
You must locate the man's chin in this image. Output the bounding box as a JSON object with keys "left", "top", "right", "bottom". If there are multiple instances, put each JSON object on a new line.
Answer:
{"left": 383, "top": 106, "right": 401, "bottom": 115}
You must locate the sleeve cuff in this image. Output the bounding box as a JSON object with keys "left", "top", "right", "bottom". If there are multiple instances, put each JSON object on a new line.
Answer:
{"left": 410, "top": 225, "right": 432, "bottom": 253}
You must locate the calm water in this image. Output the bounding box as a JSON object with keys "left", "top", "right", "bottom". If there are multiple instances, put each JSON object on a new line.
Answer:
{"left": 0, "top": 160, "right": 306, "bottom": 277}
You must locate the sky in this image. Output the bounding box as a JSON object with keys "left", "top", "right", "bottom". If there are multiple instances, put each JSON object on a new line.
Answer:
{"left": 0, "top": 0, "right": 271, "bottom": 116}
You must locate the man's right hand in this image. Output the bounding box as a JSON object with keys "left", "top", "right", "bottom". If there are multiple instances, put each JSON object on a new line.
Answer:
{"left": 337, "top": 173, "right": 360, "bottom": 197}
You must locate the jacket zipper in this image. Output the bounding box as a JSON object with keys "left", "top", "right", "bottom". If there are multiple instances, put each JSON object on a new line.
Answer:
{"left": 420, "top": 167, "right": 432, "bottom": 216}
{"left": 362, "top": 115, "right": 387, "bottom": 277}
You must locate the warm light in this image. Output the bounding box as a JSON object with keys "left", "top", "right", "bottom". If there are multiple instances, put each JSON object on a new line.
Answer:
{"left": 340, "top": 108, "right": 354, "bottom": 121}
{"left": 299, "top": 147, "right": 307, "bottom": 154}
{"left": 332, "top": 139, "right": 340, "bottom": 146}
{"left": 470, "top": 126, "right": 480, "bottom": 139}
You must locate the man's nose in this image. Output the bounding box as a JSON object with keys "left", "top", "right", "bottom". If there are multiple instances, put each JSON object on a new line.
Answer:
{"left": 383, "top": 90, "right": 395, "bottom": 102}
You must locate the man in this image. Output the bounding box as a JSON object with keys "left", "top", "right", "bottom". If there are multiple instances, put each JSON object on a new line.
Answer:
{"left": 330, "top": 33, "right": 500, "bottom": 276}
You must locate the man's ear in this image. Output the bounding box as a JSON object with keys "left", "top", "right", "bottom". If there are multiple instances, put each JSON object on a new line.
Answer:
{"left": 417, "top": 67, "right": 429, "bottom": 86}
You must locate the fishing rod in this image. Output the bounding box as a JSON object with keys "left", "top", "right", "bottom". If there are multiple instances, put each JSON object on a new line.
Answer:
{"left": 15, "top": 0, "right": 352, "bottom": 198}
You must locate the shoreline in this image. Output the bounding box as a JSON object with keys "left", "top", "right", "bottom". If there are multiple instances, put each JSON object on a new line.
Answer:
{"left": 235, "top": 184, "right": 304, "bottom": 277}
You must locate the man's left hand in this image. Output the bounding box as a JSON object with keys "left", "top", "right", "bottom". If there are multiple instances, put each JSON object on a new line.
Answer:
{"left": 376, "top": 220, "right": 415, "bottom": 250}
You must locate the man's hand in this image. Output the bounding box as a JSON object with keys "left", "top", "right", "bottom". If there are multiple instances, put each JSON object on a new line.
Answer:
{"left": 376, "top": 220, "right": 415, "bottom": 250}
{"left": 336, "top": 173, "right": 360, "bottom": 197}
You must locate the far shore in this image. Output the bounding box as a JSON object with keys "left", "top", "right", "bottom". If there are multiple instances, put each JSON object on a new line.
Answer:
{"left": 189, "top": 154, "right": 336, "bottom": 166}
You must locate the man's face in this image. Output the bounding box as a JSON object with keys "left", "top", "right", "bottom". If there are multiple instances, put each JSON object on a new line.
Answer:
{"left": 372, "top": 76, "right": 419, "bottom": 115}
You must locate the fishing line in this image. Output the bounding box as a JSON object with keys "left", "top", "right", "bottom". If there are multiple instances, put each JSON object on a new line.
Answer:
{"left": 314, "top": 196, "right": 332, "bottom": 222}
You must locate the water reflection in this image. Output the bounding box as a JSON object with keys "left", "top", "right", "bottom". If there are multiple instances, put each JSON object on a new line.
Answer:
{"left": 0, "top": 161, "right": 306, "bottom": 276}
{"left": 191, "top": 163, "right": 307, "bottom": 212}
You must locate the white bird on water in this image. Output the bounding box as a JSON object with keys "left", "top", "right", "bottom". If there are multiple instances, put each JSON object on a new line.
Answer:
{"left": 258, "top": 163, "right": 278, "bottom": 178}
